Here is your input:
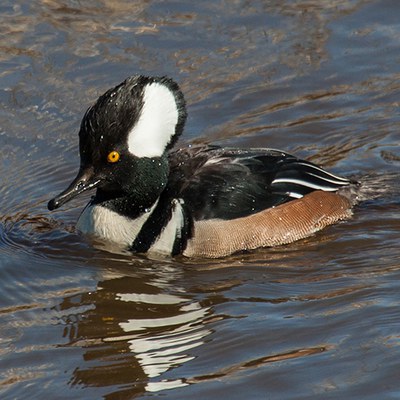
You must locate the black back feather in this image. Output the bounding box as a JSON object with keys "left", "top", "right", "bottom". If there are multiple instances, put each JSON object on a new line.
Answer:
{"left": 167, "top": 145, "right": 352, "bottom": 220}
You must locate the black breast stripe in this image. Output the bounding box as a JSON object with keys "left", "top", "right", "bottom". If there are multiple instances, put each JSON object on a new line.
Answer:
{"left": 130, "top": 195, "right": 174, "bottom": 253}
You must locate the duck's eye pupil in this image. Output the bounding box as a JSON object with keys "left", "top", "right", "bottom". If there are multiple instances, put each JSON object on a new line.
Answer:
{"left": 107, "top": 151, "right": 120, "bottom": 163}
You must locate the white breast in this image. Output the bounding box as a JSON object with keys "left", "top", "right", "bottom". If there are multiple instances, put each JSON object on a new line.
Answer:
{"left": 76, "top": 199, "right": 185, "bottom": 255}
{"left": 77, "top": 202, "right": 156, "bottom": 246}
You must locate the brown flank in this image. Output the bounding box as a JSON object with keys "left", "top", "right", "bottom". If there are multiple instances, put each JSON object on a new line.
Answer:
{"left": 184, "top": 191, "right": 353, "bottom": 258}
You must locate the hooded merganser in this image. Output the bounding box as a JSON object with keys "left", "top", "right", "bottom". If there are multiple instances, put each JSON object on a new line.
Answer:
{"left": 48, "top": 75, "right": 358, "bottom": 258}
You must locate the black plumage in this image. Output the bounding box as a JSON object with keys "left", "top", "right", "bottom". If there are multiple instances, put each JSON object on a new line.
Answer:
{"left": 167, "top": 145, "right": 351, "bottom": 220}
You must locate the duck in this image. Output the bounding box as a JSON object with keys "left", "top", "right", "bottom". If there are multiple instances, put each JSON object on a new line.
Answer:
{"left": 47, "top": 75, "right": 359, "bottom": 258}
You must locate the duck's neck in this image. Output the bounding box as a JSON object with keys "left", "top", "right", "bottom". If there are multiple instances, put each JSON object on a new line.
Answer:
{"left": 92, "top": 187, "right": 162, "bottom": 220}
{"left": 92, "top": 156, "right": 170, "bottom": 219}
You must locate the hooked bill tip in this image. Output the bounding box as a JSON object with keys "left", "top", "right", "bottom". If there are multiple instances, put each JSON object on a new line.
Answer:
{"left": 47, "top": 198, "right": 59, "bottom": 211}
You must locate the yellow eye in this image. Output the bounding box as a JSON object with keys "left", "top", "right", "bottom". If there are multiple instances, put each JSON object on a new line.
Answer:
{"left": 107, "top": 151, "right": 120, "bottom": 163}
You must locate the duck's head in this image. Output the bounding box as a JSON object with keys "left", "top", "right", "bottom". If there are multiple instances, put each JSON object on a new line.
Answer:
{"left": 48, "top": 75, "right": 187, "bottom": 212}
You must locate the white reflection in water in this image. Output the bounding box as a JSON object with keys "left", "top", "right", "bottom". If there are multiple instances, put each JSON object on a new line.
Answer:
{"left": 105, "top": 288, "right": 211, "bottom": 392}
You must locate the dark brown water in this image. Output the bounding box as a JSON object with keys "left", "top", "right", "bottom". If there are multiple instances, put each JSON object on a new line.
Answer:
{"left": 1, "top": 1, "right": 399, "bottom": 399}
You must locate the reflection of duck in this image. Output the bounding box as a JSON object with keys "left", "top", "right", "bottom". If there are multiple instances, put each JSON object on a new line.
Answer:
{"left": 108, "top": 290, "right": 211, "bottom": 392}
{"left": 48, "top": 76, "right": 359, "bottom": 258}
{"left": 64, "top": 272, "right": 212, "bottom": 395}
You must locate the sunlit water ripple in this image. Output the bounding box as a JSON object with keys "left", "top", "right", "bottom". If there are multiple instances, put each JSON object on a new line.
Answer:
{"left": 0, "top": 1, "right": 399, "bottom": 399}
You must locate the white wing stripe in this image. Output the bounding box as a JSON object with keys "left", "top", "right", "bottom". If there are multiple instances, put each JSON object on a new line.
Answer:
{"left": 297, "top": 162, "right": 350, "bottom": 182}
{"left": 271, "top": 178, "right": 338, "bottom": 191}
{"left": 305, "top": 171, "right": 350, "bottom": 186}
{"left": 288, "top": 192, "right": 304, "bottom": 199}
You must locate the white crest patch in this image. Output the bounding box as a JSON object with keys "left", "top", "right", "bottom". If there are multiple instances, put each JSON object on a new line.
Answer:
{"left": 128, "top": 82, "right": 179, "bottom": 158}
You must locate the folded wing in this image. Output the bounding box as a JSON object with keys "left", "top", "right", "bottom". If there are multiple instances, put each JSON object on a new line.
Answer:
{"left": 168, "top": 146, "right": 352, "bottom": 221}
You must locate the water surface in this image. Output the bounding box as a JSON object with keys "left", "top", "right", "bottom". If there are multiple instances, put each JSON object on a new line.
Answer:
{"left": 1, "top": 1, "right": 399, "bottom": 399}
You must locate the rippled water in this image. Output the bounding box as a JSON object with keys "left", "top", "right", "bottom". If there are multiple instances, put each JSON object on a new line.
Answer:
{"left": 1, "top": 1, "right": 399, "bottom": 399}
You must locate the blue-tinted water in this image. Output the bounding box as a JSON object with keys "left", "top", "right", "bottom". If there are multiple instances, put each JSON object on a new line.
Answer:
{"left": 1, "top": 1, "right": 399, "bottom": 399}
